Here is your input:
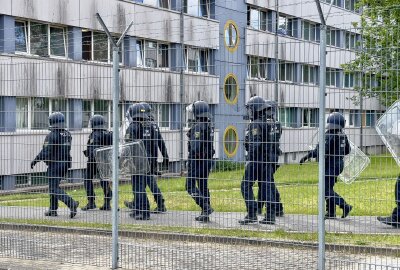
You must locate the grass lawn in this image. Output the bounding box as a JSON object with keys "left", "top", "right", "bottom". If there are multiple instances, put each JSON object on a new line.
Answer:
{"left": 0, "top": 156, "right": 398, "bottom": 217}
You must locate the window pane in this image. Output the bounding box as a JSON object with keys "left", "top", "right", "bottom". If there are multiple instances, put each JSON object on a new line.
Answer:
{"left": 278, "top": 16, "right": 287, "bottom": 35}
{"left": 286, "top": 64, "right": 293, "bottom": 82}
{"left": 250, "top": 56, "right": 259, "bottom": 78}
{"left": 136, "top": 41, "right": 144, "bottom": 67}
{"left": 16, "top": 98, "right": 28, "bottom": 129}
{"left": 224, "top": 128, "right": 238, "bottom": 155}
{"left": 279, "top": 63, "right": 285, "bottom": 81}
{"left": 303, "top": 65, "right": 309, "bottom": 83}
{"left": 143, "top": 0, "right": 158, "bottom": 6}
{"left": 260, "top": 11, "right": 267, "bottom": 31}
{"left": 50, "top": 27, "right": 66, "bottom": 57}
{"left": 225, "top": 24, "right": 238, "bottom": 47}
{"left": 145, "top": 41, "right": 157, "bottom": 68}
{"left": 82, "top": 30, "right": 92, "bottom": 60}
{"left": 52, "top": 99, "right": 67, "bottom": 115}
{"left": 259, "top": 58, "right": 267, "bottom": 78}
{"left": 158, "top": 0, "right": 169, "bottom": 8}
{"left": 93, "top": 32, "right": 108, "bottom": 62}
{"left": 32, "top": 97, "right": 49, "bottom": 129}
{"left": 158, "top": 44, "right": 169, "bottom": 68}
{"left": 82, "top": 100, "right": 91, "bottom": 128}
{"left": 250, "top": 9, "right": 260, "bottom": 29}
{"left": 200, "top": 50, "right": 208, "bottom": 72}
{"left": 30, "top": 22, "right": 48, "bottom": 56}
{"left": 199, "top": 0, "right": 209, "bottom": 17}
{"left": 185, "top": 0, "right": 199, "bottom": 16}
{"left": 310, "top": 24, "right": 316, "bottom": 41}
{"left": 187, "top": 47, "right": 199, "bottom": 72}
{"left": 159, "top": 104, "right": 170, "bottom": 128}
{"left": 303, "top": 21, "right": 310, "bottom": 40}
{"left": 15, "top": 21, "right": 27, "bottom": 53}
{"left": 224, "top": 76, "right": 237, "bottom": 103}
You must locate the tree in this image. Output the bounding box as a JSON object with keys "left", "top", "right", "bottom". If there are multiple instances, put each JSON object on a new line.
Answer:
{"left": 343, "top": 0, "right": 400, "bottom": 107}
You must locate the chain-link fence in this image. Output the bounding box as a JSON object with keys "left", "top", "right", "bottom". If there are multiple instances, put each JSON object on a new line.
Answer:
{"left": 0, "top": 0, "right": 399, "bottom": 269}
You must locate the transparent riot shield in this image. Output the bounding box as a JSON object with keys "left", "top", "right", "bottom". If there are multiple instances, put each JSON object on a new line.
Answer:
{"left": 375, "top": 100, "right": 400, "bottom": 167}
{"left": 309, "top": 132, "right": 370, "bottom": 184}
{"left": 95, "top": 141, "right": 150, "bottom": 180}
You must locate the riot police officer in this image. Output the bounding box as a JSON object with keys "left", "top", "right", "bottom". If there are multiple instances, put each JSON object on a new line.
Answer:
{"left": 125, "top": 103, "right": 151, "bottom": 220}
{"left": 186, "top": 100, "right": 215, "bottom": 222}
{"left": 239, "top": 96, "right": 278, "bottom": 225}
{"left": 31, "top": 112, "right": 79, "bottom": 218}
{"left": 256, "top": 100, "right": 284, "bottom": 217}
{"left": 81, "top": 115, "right": 113, "bottom": 211}
{"left": 124, "top": 102, "right": 168, "bottom": 213}
{"left": 300, "top": 112, "right": 352, "bottom": 219}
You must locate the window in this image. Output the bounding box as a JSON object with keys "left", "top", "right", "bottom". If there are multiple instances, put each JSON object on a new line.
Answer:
{"left": 364, "top": 110, "right": 376, "bottom": 127}
{"left": 151, "top": 103, "right": 170, "bottom": 128}
{"left": 345, "top": 32, "right": 358, "bottom": 50}
{"left": 94, "top": 100, "right": 110, "bottom": 126}
{"left": 302, "top": 65, "right": 318, "bottom": 85}
{"left": 30, "top": 22, "right": 48, "bottom": 56}
{"left": 345, "top": 0, "right": 359, "bottom": 12}
{"left": 158, "top": 0, "right": 170, "bottom": 8}
{"left": 326, "top": 68, "right": 339, "bottom": 87}
{"left": 223, "top": 126, "right": 239, "bottom": 157}
{"left": 32, "top": 97, "right": 49, "bottom": 130}
{"left": 224, "top": 74, "right": 239, "bottom": 105}
{"left": 136, "top": 40, "right": 169, "bottom": 69}
{"left": 16, "top": 98, "right": 29, "bottom": 129}
{"left": 279, "top": 107, "right": 298, "bottom": 128}
{"left": 349, "top": 110, "right": 361, "bottom": 127}
{"left": 302, "top": 108, "right": 319, "bottom": 127}
{"left": 303, "top": 21, "right": 318, "bottom": 42}
{"left": 327, "top": 27, "right": 340, "bottom": 47}
{"left": 248, "top": 8, "right": 267, "bottom": 31}
{"left": 224, "top": 20, "right": 239, "bottom": 52}
{"left": 82, "top": 100, "right": 92, "bottom": 128}
{"left": 185, "top": 47, "right": 208, "bottom": 73}
{"left": 344, "top": 72, "right": 360, "bottom": 88}
{"left": 82, "top": 30, "right": 122, "bottom": 63}
{"left": 184, "top": 0, "right": 210, "bottom": 18}
{"left": 279, "top": 62, "right": 295, "bottom": 82}
{"left": 248, "top": 56, "right": 259, "bottom": 78}
{"left": 49, "top": 26, "right": 67, "bottom": 57}
{"left": 278, "top": 16, "right": 294, "bottom": 37}
{"left": 15, "top": 21, "right": 27, "bottom": 53}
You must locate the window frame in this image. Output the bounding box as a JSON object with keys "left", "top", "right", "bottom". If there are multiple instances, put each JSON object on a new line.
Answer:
{"left": 184, "top": 0, "right": 211, "bottom": 18}
{"left": 48, "top": 25, "right": 68, "bottom": 58}
{"left": 137, "top": 39, "right": 170, "bottom": 70}
{"left": 185, "top": 46, "right": 209, "bottom": 73}
{"left": 82, "top": 30, "right": 124, "bottom": 64}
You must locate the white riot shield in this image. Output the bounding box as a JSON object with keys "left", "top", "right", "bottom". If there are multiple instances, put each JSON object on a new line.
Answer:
{"left": 95, "top": 141, "right": 150, "bottom": 180}
{"left": 375, "top": 100, "right": 400, "bottom": 167}
{"left": 309, "top": 132, "right": 370, "bottom": 184}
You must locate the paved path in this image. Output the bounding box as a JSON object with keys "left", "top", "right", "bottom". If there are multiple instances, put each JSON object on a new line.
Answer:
{"left": 0, "top": 206, "right": 399, "bottom": 235}
{"left": 0, "top": 230, "right": 399, "bottom": 270}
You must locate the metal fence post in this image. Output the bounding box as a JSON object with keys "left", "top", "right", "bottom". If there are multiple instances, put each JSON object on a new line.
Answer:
{"left": 96, "top": 14, "right": 134, "bottom": 270}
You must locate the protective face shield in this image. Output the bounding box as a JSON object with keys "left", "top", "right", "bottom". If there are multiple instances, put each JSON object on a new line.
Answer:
{"left": 376, "top": 100, "right": 400, "bottom": 167}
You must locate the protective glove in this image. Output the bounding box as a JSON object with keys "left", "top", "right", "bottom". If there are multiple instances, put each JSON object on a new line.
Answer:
{"left": 30, "top": 160, "right": 38, "bottom": 169}
{"left": 83, "top": 150, "right": 88, "bottom": 157}
{"left": 299, "top": 156, "right": 308, "bottom": 165}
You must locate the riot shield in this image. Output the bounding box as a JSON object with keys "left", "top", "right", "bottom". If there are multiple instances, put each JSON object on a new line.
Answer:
{"left": 309, "top": 132, "right": 370, "bottom": 184}
{"left": 375, "top": 100, "right": 400, "bottom": 167}
{"left": 95, "top": 141, "right": 150, "bottom": 180}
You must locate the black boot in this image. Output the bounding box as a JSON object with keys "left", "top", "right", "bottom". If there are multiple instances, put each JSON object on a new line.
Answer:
{"left": 260, "top": 209, "right": 276, "bottom": 225}
{"left": 275, "top": 203, "right": 284, "bottom": 217}
{"left": 325, "top": 199, "right": 336, "bottom": 219}
{"left": 377, "top": 216, "right": 400, "bottom": 228}
{"left": 81, "top": 201, "right": 96, "bottom": 211}
{"left": 195, "top": 206, "right": 214, "bottom": 222}
{"left": 99, "top": 200, "right": 111, "bottom": 211}
{"left": 238, "top": 214, "right": 257, "bottom": 225}
{"left": 70, "top": 201, "right": 79, "bottom": 219}
{"left": 124, "top": 200, "right": 135, "bottom": 209}
{"left": 44, "top": 210, "right": 58, "bottom": 217}
{"left": 257, "top": 202, "right": 263, "bottom": 215}
{"left": 151, "top": 199, "right": 167, "bottom": 214}
{"left": 341, "top": 204, "right": 353, "bottom": 218}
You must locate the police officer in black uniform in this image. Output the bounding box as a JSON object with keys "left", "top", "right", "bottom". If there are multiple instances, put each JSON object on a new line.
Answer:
{"left": 256, "top": 100, "right": 284, "bottom": 217}
{"left": 300, "top": 112, "right": 352, "bottom": 219}
{"left": 186, "top": 100, "right": 215, "bottom": 222}
{"left": 125, "top": 103, "right": 151, "bottom": 220}
{"left": 81, "top": 115, "right": 113, "bottom": 211}
{"left": 124, "top": 102, "right": 168, "bottom": 213}
{"left": 31, "top": 112, "right": 79, "bottom": 218}
{"left": 239, "top": 96, "right": 277, "bottom": 225}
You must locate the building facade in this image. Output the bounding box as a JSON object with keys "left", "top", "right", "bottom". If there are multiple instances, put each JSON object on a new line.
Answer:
{"left": 0, "top": 0, "right": 383, "bottom": 190}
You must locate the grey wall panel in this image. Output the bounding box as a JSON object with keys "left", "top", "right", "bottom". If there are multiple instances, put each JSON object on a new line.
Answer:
{"left": 2, "top": 0, "right": 219, "bottom": 49}
{"left": 246, "top": 28, "right": 356, "bottom": 69}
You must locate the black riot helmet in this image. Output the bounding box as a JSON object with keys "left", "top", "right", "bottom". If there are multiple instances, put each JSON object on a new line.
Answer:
{"left": 89, "top": 114, "right": 105, "bottom": 129}
{"left": 127, "top": 103, "right": 147, "bottom": 123}
{"left": 265, "top": 99, "right": 278, "bottom": 118}
{"left": 49, "top": 112, "right": 65, "bottom": 129}
{"left": 245, "top": 96, "right": 267, "bottom": 120}
{"left": 188, "top": 100, "right": 210, "bottom": 121}
{"left": 326, "top": 112, "right": 345, "bottom": 130}
{"left": 139, "top": 102, "right": 154, "bottom": 121}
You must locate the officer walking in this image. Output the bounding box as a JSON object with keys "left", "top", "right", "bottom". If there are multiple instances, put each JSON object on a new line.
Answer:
{"left": 124, "top": 103, "right": 151, "bottom": 220}
{"left": 299, "top": 112, "right": 352, "bottom": 219}
{"left": 124, "top": 102, "right": 168, "bottom": 213}
{"left": 31, "top": 112, "right": 79, "bottom": 218}
{"left": 239, "top": 96, "right": 277, "bottom": 225}
{"left": 256, "top": 100, "right": 284, "bottom": 217}
{"left": 186, "top": 100, "right": 215, "bottom": 222}
{"left": 81, "top": 115, "right": 113, "bottom": 211}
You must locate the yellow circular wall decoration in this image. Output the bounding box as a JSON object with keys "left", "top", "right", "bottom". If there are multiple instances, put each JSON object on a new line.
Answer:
{"left": 224, "top": 73, "right": 239, "bottom": 105}
{"left": 223, "top": 125, "right": 239, "bottom": 157}
{"left": 224, "top": 20, "right": 240, "bottom": 53}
